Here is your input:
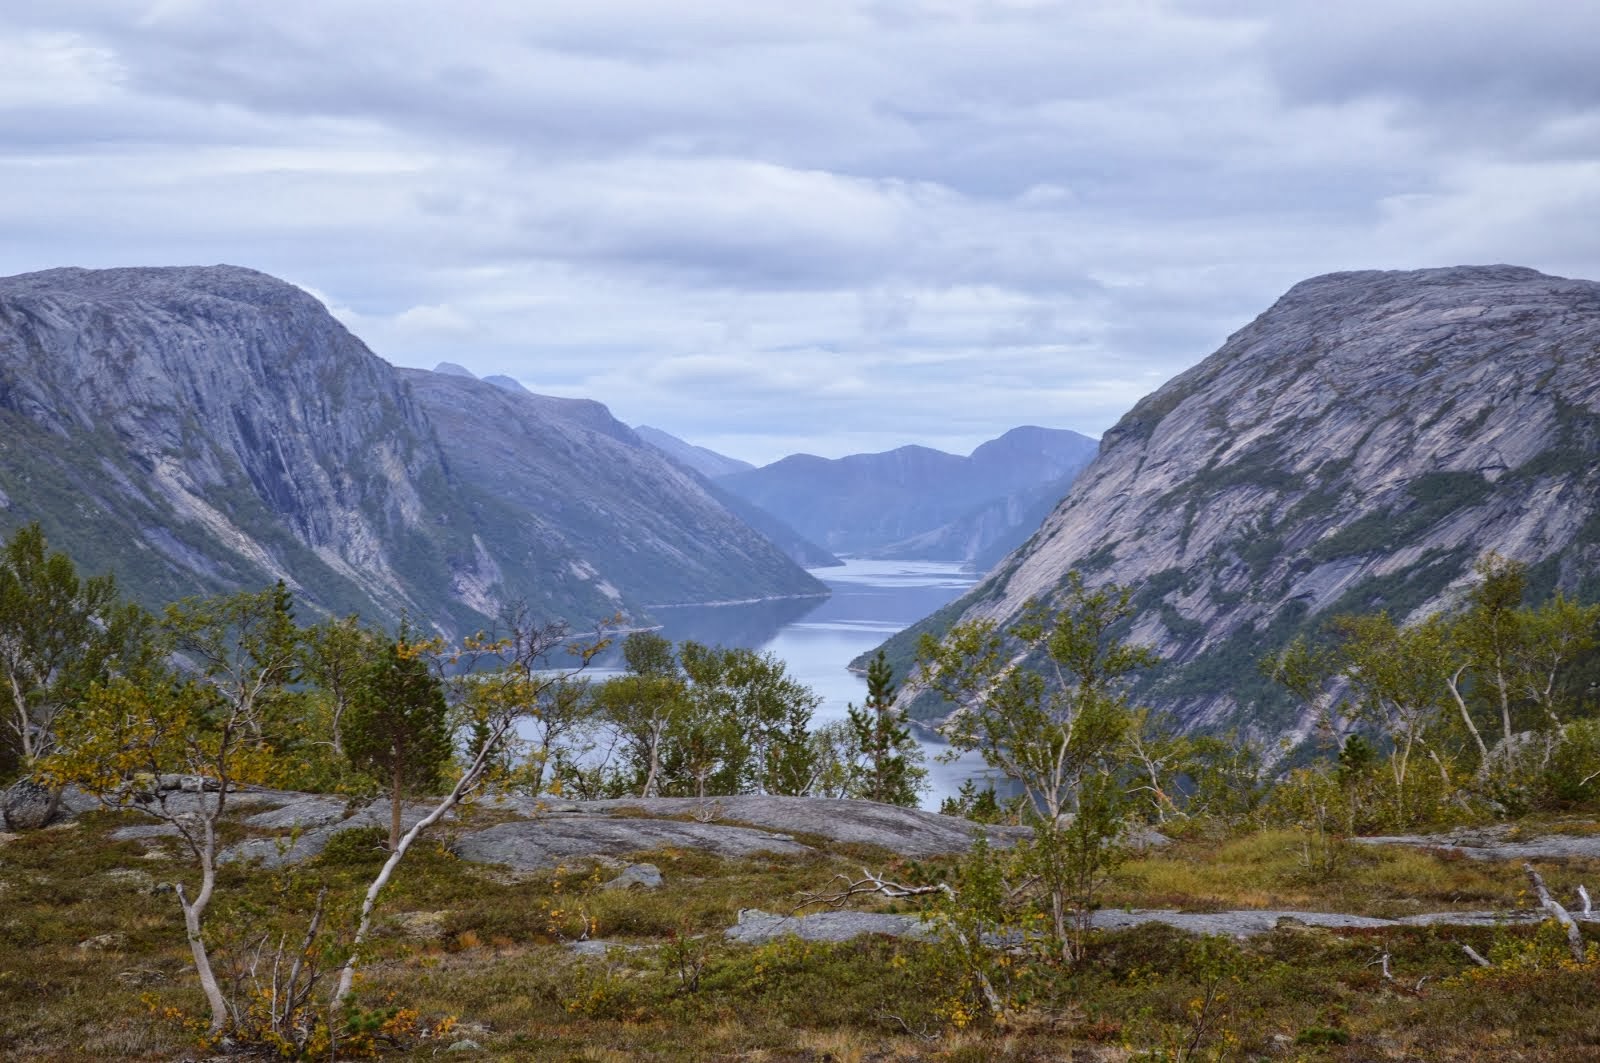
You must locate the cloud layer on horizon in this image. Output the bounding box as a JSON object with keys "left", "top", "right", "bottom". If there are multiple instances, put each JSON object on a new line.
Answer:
{"left": 2, "top": 0, "right": 1598, "bottom": 464}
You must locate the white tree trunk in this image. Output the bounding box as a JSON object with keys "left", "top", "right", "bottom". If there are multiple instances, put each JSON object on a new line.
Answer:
{"left": 1525, "top": 863, "right": 1587, "bottom": 964}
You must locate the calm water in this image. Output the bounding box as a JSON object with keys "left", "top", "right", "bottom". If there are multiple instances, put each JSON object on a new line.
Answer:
{"left": 640, "top": 558, "right": 1002, "bottom": 810}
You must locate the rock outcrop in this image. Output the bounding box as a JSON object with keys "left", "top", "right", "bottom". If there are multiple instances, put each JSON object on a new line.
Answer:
{"left": 0, "top": 266, "right": 824, "bottom": 630}
{"left": 76, "top": 789, "right": 1022, "bottom": 871}
{"left": 875, "top": 266, "right": 1600, "bottom": 738}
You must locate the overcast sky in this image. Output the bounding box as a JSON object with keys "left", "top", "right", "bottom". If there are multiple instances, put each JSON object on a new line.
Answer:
{"left": 3, "top": 1, "right": 1598, "bottom": 465}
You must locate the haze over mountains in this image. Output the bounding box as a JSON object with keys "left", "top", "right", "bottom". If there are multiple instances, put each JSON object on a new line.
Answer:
{"left": 699, "top": 426, "right": 1099, "bottom": 566}
{"left": 874, "top": 265, "right": 1600, "bottom": 740}
{"left": 0, "top": 266, "right": 825, "bottom": 633}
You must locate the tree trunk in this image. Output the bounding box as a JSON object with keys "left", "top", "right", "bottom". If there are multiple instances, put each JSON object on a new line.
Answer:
{"left": 178, "top": 807, "right": 230, "bottom": 1037}
{"left": 1444, "top": 669, "right": 1491, "bottom": 769}
{"left": 9, "top": 673, "right": 33, "bottom": 763}
{"left": 334, "top": 721, "right": 509, "bottom": 1006}
{"left": 641, "top": 724, "right": 662, "bottom": 798}
{"left": 1525, "top": 863, "right": 1587, "bottom": 964}
{"left": 389, "top": 773, "right": 403, "bottom": 852}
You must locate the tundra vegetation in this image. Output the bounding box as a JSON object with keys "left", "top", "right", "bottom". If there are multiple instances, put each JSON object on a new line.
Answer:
{"left": 5, "top": 523, "right": 1600, "bottom": 1060}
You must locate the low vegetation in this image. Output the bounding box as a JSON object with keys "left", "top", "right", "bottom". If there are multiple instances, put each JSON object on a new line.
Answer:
{"left": 5, "top": 524, "right": 1600, "bottom": 1059}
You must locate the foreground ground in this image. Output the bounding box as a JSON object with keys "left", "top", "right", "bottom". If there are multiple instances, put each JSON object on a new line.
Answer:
{"left": 4, "top": 799, "right": 1600, "bottom": 1061}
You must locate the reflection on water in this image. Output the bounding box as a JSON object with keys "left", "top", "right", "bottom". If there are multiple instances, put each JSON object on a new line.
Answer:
{"left": 638, "top": 558, "right": 1004, "bottom": 810}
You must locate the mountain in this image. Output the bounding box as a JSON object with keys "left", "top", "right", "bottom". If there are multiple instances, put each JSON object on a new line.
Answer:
{"left": 0, "top": 265, "right": 825, "bottom": 632}
{"left": 400, "top": 369, "right": 831, "bottom": 605}
{"left": 483, "top": 374, "right": 529, "bottom": 394}
{"left": 716, "top": 426, "right": 1099, "bottom": 562}
{"left": 630, "top": 425, "right": 840, "bottom": 568}
{"left": 872, "top": 265, "right": 1600, "bottom": 740}
{"left": 698, "top": 481, "right": 844, "bottom": 569}
{"left": 634, "top": 425, "right": 755, "bottom": 480}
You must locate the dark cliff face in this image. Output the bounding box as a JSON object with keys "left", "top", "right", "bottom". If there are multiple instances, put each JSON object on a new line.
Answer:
{"left": 877, "top": 265, "right": 1600, "bottom": 739}
{"left": 717, "top": 428, "right": 1098, "bottom": 560}
{"left": 0, "top": 265, "right": 823, "bottom": 631}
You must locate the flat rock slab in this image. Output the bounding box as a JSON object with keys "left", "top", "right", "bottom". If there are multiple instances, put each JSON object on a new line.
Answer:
{"left": 243, "top": 794, "right": 353, "bottom": 830}
{"left": 602, "top": 863, "right": 664, "bottom": 891}
{"left": 1356, "top": 831, "right": 1600, "bottom": 862}
{"left": 454, "top": 816, "right": 810, "bottom": 872}
{"left": 69, "top": 789, "right": 1017, "bottom": 868}
{"left": 725, "top": 906, "right": 1578, "bottom": 946}
{"left": 727, "top": 909, "right": 935, "bottom": 944}
{"left": 541, "top": 795, "right": 1028, "bottom": 857}
{"left": 224, "top": 799, "right": 452, "bottom": 868}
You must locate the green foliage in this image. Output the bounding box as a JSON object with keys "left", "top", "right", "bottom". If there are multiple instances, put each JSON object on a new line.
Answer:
{"left": 0, "top": 522, "right": 145, "bottom": 774}
{"left": 1310, "top": 471, "right": 1491, "bottom": 562}
{"left": 344, "top": 625, "right": 451, "bottom": 850}
{"left": 844, "top": 650, "right": 926, "bottom": 805}
{"left": 919, "top": 572, "right": 1156, "bottom": 822}
{"left": 939, "top": 778, "right": 1009, "bottom": 823}
{"left": 591, "top": 635, "right": 824, "bottom": 799}
{"left": 919, "top": 572, "right": 1155, "bottom": 964}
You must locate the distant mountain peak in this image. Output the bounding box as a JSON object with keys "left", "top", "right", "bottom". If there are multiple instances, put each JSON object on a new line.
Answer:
{"left": 633, "top": 426, "right": 755, "bottom": 480}
{"left": 433, "top": 361, "right": 477, "bottom": 379}
{"left": 718, "top": 426, "right": 1099, "bottom": 561}
{"left": 483, "top": 374, "right": 529, "bottom": 394}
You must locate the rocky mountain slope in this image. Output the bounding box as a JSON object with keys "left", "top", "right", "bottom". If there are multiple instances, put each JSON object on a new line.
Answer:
{"left": 717, "top": 426, "right": 1098, "bottom": 562}
{"left": 634, "top": 425, "right": 755, "bottom": 480}
{"left": 874, "top": 265, "right": 1600, "bottom": 738}
{"left": 400, "top": 367, "right": 829, "bottom": 607}
{"left": 632, "top": 425, "right": 841, "bottom": 568}
{"left": 0, "top": 266, "right": 823, "bottom": 631}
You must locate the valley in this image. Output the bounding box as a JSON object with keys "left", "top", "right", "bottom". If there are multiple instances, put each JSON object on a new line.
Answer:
{"left": 3, "top": 261, "right": 1600, "bottom": 1062}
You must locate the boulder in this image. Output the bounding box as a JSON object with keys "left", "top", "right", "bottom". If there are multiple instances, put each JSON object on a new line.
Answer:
{"left": 602, "top": 863, "right": 664, "bottom": 891}
{"left": 3, "top": 778, "right": 61, "bottom": 830}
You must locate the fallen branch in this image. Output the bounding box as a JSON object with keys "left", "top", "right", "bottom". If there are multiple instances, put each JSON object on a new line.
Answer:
{"left": 1524, "top": 863, "right": 1587, "bottom": 964}
{"left": 794, "top": 868, "right": 999, "bottom": 1019}
{"left": 1461, "top": 943, "right": 1492, "bottom": 968}
{"left": 1366, "top": 950, "right": 1394, "bottom": 982}
{"left": 793, "top": 868, "right": 954, "bottom": 913}
{"left": 877, "top": 1011, "right": 941, "bottom": 1042}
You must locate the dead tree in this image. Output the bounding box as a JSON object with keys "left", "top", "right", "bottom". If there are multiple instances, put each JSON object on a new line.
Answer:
{"left": 1524, "top": 863, "right": 1587, "bottom": 965}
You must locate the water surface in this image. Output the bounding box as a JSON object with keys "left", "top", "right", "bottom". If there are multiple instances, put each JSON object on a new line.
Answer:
{"left": 646, "top": 558, "right": 1001, "bottom": 809}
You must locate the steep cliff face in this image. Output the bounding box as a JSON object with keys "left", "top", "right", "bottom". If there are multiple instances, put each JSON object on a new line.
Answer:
{"left": 876, "top": 266, "right": 1600, "bottom": 738}
{"left": 0, "top": 265, "right": 824, "bottom": 630}
{"left": 400, "top": 369, "right": 830, "bottom": 607}
{"left": 718, "top": 426, "right": 1098, "bottom": 561}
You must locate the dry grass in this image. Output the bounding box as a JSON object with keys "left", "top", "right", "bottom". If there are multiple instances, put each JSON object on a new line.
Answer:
{"left": 12, "top": 808, "right": 1600, "bottom": 1060}
{"left": 1111, "top": 827, "right": 1574, "bottom": 918}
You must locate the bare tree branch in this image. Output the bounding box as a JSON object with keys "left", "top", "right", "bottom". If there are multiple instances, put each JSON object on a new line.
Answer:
{"left": 1525, "top": 863, "right": 1587, "bottom": 964}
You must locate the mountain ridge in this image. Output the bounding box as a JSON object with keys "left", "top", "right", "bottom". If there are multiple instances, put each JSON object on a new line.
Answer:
{"left": 718, "top": 427, "right": 1098, "bottom": 563}
{"left": 0, "top": 265, "right": 825, "bottom": 632}
{"left": 870, "top": 264, "right": 1600, "bottom": 739}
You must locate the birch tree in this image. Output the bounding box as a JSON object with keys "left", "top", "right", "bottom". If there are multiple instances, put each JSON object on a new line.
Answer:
{"left": 44, "top": 585, "right": 302, "bottom": 1039}
{"left": 917, "top": 572, "right": 1156, "bottom": 962}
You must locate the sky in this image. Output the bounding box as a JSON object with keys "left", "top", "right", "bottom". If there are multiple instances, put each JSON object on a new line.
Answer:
{"left": 3, "top": 1, "right": 1599, "bottom": 466}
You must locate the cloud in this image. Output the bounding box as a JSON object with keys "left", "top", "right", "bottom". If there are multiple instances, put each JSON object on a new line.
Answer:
{"left": 0, "top": 1, "right": 1597, "bottom": 466}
